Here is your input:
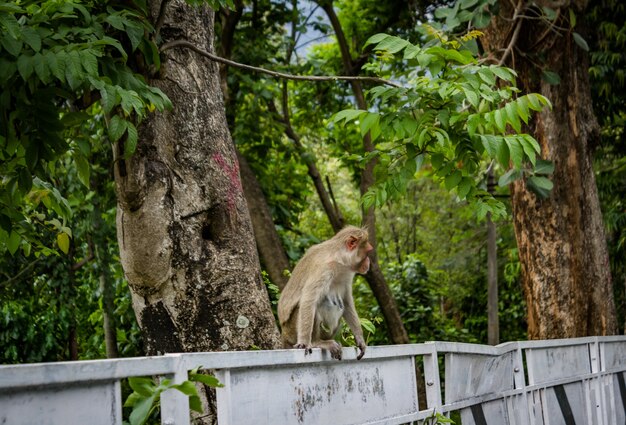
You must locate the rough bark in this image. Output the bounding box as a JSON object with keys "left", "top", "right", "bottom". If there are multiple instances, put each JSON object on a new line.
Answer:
{"left": 483, "top": 0, "right": 617, "bottom": 339}
{"left": 319, "top": 1, "right": 409, "bottom": 345}
{"left": 115, "top": 0, "right": 280, "bottom": 357}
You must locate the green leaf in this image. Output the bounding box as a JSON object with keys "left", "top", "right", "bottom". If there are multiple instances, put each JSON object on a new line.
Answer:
{"left": 462, "top": 86, "right": 479, "bottom": 108}
{"left": 572, "top": 32, "right": 589, "bottom": 51}
{"left": 457, "top": 177, "right": 473, "bottom": 199}
{"left": 526, "top": 175, "right": 553, "bottom": 198}
{"left": 125, "top": 121, "right": 138, "bottom": 157}
{"left": 504, "top": 102, "right": 521, "bottom": 133}
{"left": 7, "top": 230, "right": 20, "bottom": 255}
{"left": 128, "top": 394, "right": 157, "bottom": 425}
{"left": 478, "top": 68, "right": 496, "bottom": 86}
{"left": 108, "top": 116, "right": 128, "bottom": 143}
{"left": 128, "top": 377, "right": 156, "bottom": 397}
{"left": 0, "top": 57, "right": 16, "bottom": 79}
{"left": 106, "top": 14, "right": 126, "bottom": 31}
{"left": 359, "top": 112, "right": 380, "bottom": 138}
{"left": 17, "top": 54, "right": 34, "bottom": 80}
{"left": 79, "top": 50, "right": 98, "bottom": 76}
{"left": 518, "top": 135, "right": 536, "bottom": 165}
{"left": 493, "top": 109, "right": 506, "bottom": 133}
{"left": 496, "top": 137, "right": 510, "bottom": 168}
{"left": 45, "top": 50, "right": 64, "bottom": 82}
{"left": 1, "top": 33, "right": 22, "bottom": 56}
{"left": 126, "top": 23, "right": 144, "bottom": 52}
{"left": 65, "top": 49, "right": 84, "bottom": 90}
{"left": 534, "top": 159, "right": 555, "bottom": 175}
{"left": 542, "top": 7, "right": 557, "bottom": 21}
{"left": 21, "top": 26, "right": 41, "bottom": 52}
{"left": 364, "top": 33, "right": 389, "bottom": 46}
{"left": 505, "top": 136, "right": 524, "bottom": 169}
{"left": 33, "top": 52, "right": 51, "bottom": 83}
{"left": 472, "top": 12, "right": 491, "bottom": 28}
{"left": 375, "top": 35, "right": 410, "bottom": 54}
{"left": 480, "top": 135, "right": 499, "bottom": 158}
{"left": 490, "top": 66, "right": 516, "bottom": 82}
{"left": 541, "top": 70, "right": 560, "bottom": 85}
{"left": 171, "top": 381, "right": 198, "bottom": 397}
{"left": 190, "top": 373, "right": 224, "bottom": 387}
{"left": 0, "top": 12, "right": 19, "bottom": 39}
{"left": 568, "top": 8, "right": 577, "bottom": 28}
{"left": 74, "top": 151, "right": 90, "bottom": 188}
{"left": 0, "top": 3, "right": 24, "bottom": 13}
{"left": 516, "top": 96, "right": 530, "bottom": 124}
{"left": 333, "top": 109, "right": 364, "bottom": 124}
{"left": 498, "top": 168, "right": 522, "bottom": 186}
{"left": 57, "top": 232, "right": 70, "bottom": 254}
{"left": 100, "top": 84, "right": 118, "bottom": 113}
{"left": 445, "top": 170, "right": 462, "bottom": 191}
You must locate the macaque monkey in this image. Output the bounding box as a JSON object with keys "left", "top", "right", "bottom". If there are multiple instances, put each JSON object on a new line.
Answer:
{"left": 278, "top": 226, "right": 373, "bottom": 360}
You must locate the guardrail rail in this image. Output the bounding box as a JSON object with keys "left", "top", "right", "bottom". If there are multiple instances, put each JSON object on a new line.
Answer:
{"left": 1, "top": 336, "right": 625, "bottom": 424}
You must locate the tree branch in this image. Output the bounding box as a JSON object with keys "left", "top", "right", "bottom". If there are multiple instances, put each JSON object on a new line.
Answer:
{"left": 160, "top": 40, "right": 401, "bottom": 87}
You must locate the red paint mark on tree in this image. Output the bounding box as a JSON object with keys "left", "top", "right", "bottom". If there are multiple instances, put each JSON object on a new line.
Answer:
{"left": 212, "top": 153, "right": 243, "bottom": 213}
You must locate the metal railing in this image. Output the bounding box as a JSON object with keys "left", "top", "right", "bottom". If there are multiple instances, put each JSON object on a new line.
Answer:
{"left": 1, "top": 335, "right": 625, "bottom": 424}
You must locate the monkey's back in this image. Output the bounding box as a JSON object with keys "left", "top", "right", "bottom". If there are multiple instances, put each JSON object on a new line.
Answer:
{"left": 277, "top": 243, "right": 331, "bottom": 327}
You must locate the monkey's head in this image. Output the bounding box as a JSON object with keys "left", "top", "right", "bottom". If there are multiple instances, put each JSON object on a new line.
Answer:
{"left": 336, "top": 226, "right": 374, "bottom": 274}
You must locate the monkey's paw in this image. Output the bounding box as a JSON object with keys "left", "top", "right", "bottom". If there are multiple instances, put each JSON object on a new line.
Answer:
{"left": 294, "top": 343, "right": 313, "bottom": 355}
{"left": 328, "top": 341, "right": 343, "bottom": 360}
{"left": 356, "top": 338, "right": 366, "bottom": 360}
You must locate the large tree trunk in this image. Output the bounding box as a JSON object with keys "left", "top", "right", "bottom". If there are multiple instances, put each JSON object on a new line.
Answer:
{"left": 483, "top": 0, "right": 617, "bottom": 339}
{"left": 114, "top": 0, "right": 280, "bottom": 356}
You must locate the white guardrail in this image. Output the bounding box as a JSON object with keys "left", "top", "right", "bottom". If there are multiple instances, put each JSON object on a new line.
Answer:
{"left": 0, "top": 336, "right": 625, "bottom": 424}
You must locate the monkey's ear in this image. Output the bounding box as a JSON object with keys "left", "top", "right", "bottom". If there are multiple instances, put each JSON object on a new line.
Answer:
{"left": 346, "top": 236, "right": 359, "bottom": 251}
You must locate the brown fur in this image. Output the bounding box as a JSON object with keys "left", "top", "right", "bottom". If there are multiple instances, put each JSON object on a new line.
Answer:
{"left": 277, "top": 226, "right": 372, "bottom": 360}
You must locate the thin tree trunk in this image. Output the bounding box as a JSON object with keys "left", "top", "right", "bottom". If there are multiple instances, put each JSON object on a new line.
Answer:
{"left": 237, "top": 151, "right": 291, "bottom": 289}
{"left": 115, "top": 0, "right": 280, "bottom": 359}
{"left": 319, "top": 1, "right": 409, "bottom": 345}
{"left": 487, "top": 170, "right": 499, "bottom": 345}
{"left": 483, "top": 0, "right": 617, "bottom": 339}
{"left": 218, "top": 3, "right": 292, "bottom": 290}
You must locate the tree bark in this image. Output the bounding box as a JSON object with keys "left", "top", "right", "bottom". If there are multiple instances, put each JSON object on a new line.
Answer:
{"left": 115, "top": 0, "right": 281, "bottom": 357}
{"left": 319, "top": 1, "right": 409, "bottom": 345}
{"left": 483, "top": 0, "right": 617, "bottom": 339}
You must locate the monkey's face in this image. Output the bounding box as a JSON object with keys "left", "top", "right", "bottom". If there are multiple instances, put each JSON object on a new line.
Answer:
{"left": 347, "top": 237, "right": 373, "bottom": 274}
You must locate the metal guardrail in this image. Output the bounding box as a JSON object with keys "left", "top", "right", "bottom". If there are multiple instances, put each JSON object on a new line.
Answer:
{"left": 0, "top": 336, "right": 625, "bottom": 424}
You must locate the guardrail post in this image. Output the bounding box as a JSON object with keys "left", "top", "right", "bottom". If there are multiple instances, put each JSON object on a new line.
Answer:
{"left": 422, "top": 343, "right": 442, "bottom": 412}
{"left": 160, "top": 354, "right": 190, "bottom": 425}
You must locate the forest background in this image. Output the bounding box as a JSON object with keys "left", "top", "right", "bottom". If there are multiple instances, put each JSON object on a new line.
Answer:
{"left": 0, "top": 0, "right": 624, "bottom": 364}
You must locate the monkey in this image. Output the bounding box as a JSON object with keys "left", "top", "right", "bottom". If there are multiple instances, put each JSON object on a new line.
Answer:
{"left": 277, "top": 225, "right": 373, "bottom": 360}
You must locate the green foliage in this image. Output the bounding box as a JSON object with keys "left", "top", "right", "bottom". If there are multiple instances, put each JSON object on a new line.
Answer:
{"left": 0, "top": 0, "right": 171, "bottom": 256}
{"left": 332, "top": 28, "right": 551, "bottom": 219}
{"left": 123, "top": 368, "right": 223, "bottom": 425}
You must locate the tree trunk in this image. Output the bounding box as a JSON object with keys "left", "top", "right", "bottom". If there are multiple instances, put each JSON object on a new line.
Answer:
{"left": 487, "top": 170, "right": 499, "bottom": 345}
{"left": 319, "top": 1, "right": 409, "bottom": 345}
{"left": 217, "top": 4, "right": 292, "bottom": 290}
{"left": 115, "top": 0, "right": 280, "bottom": 357}
{"left": 237, "top": 151, "right": 291, "bottom": 289}
{"left": 483, "top": 0, "right": 617, "bottom": 339}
